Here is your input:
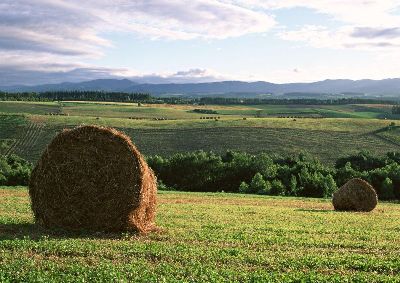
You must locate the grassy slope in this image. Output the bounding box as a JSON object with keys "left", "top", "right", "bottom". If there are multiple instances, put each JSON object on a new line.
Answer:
{"left": 0, "top": 115, "right": 29, "bottom": 155}
{"left": 0, "top": 187, "right": 399, "bottom": 282}
{"left": 11, "top": 115, "right": 400, "bottom": 164}
{"left": 213, "top": 104, "right": 398, "bottom": 119}
{"left": 0, "top": 101, "right": 60, "bottom": 115}
{"left": 61, "top": 102, "right": 213, "bottom": 119}
{"left": 1, "top": 101, "right": 400, "bottom": 164}
{"left": 0, "top": 119, "right": 399, "bottom": 164}
{"left": 377, "top": 127, "right": 400, "bottom": 145}
{"left": 1, "top": 101, "right": 397, "bottom": 119}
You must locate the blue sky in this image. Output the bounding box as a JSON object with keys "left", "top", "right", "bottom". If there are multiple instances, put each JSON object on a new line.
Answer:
{"left": 1, "top": 1, "right": 400, "bottom": 85}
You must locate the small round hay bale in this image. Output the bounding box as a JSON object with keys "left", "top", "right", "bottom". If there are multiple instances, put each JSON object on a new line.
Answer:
{"left": 29, "top": 125, "right": 157, "bottom": 232}
{"left": 332, "top": 178, "right": 377, "bottom": 212}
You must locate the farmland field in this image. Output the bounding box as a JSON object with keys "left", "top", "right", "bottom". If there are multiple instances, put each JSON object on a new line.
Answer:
{"left": 2, "top": 101, "right": 400, "bottom": 281}
{"left": 1, "top": 187, "right": 399, "bottom": 282}
{"left": 1, "top": 101, "right": 400, "bottom": 164}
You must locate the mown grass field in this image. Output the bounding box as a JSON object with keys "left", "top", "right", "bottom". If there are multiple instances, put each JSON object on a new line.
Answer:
{"left": 1, "top": 187, "right": 399, "bottom": 282}
{"left": 1, "top": 101, "right": 400, "bottom": 164}
{"left": 207, "top": 103, "right": 398, "bottom": 119}
{"left": 1, "top": 101, "right": 398, "bottom": 119}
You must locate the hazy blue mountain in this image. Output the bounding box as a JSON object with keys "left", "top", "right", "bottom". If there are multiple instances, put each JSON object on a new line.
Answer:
{"left": 2, "top": 78, "right": 400, "bottom": 97}
{"left": 0, "top": 79, "right": 137, "bottom": 93}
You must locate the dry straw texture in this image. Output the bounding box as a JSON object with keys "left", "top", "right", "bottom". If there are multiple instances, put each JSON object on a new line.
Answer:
{"left": 29, "top": 125, "right": 157, "bottom": 233}
{"left": 332, "top": 178, "right": 378, "bottom": 212}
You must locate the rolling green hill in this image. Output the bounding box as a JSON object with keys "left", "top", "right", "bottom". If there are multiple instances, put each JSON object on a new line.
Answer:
{"left": 1, "top": 101, "right": 400, "bottom": 164}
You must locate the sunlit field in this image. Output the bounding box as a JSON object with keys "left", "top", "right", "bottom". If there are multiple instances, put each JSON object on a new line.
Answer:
{"left": 1, "top": 187, "right": 399, "bottom": 282}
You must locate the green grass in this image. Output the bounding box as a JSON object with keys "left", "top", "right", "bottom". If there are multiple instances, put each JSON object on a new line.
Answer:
{"left": 23, "top": 111, "right": 400, "bottom": 132}
{"left": 61, "top": 102, "right": 209, "bottom": 119}
{"left": 0, "top": 114, "right": 29, "bottom": 155}
{"left": 1, "top": 101, "right": 396, "bottom": 120}
{"left": 1, "top": 101, "right": 400, "bottom": 164}
{"left": 1, "top": 113, "right": 400, "bottom": 164}
{"left": 376, "top": 127, "right": 400, "bottom": 146}
{"left": 1, "top": 187, "right": 399, "bottom": 282}
{"left": 215, "top": 104, "right": 396, "bottom": 119}
{"left": 121, "top": 126, "right": 398, "bottom": 163}
{"left": 0, "top": 101, "right": 60, "bottom": 115}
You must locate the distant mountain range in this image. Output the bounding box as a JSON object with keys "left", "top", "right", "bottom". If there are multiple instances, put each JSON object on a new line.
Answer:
{"left": 2, "top": 78, "right": 400, "bottom": 98}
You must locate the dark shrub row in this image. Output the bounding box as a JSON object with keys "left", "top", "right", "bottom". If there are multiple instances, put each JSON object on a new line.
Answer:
{"left": 148, "top": 150, "right": 400, "bottom": 200}
{"left": 0, "top": 91, "right": 151, "bottom": 102}
{"left": 0, "top": 154, "right": 32, "bottom": 186}
{"left": 2, "top": 150, "right": 400, "bottom": 200}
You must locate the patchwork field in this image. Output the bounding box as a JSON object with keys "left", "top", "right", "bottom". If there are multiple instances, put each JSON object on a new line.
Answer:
{"left": 1, "top": 101, "right": 398, "bottom": 119}
{"left": 1, "top": 187, "right": 399, "bottom": 282}
{"left": 1, "top": 101, "right": 400, "bottom": 164}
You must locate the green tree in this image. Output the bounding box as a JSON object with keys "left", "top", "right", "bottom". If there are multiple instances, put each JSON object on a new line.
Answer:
{"left": 271, "top": 179, "right": 285, "bottom": 196}
{"left": 238, "top": 181, "right": 249, "bottom": 193}
{"left": 380, "top": 177, "right": 395, "bottom": 200}
{"left": 249, "top": 173, "right": 270, "bottom": 194}
{"left": 0, "top": 154, "right": 32, "bottom": 186}
{"left": 322, "top": 174, "right": 337, "bottom": 198}
{"left": 289, "top": 175, "right": 298, "bottom": 196}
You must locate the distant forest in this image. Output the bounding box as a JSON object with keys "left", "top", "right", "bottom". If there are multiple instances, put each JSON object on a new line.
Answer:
{"left": 0, "top": 90, "right": 398, "bottom": 105}
{"left": 0, "top": 91, "right": 151, "bottom": 102}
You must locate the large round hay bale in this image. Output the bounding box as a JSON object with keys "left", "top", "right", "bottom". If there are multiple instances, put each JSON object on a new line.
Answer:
{"left": 332, "top": 178, "right": 377, "bottom": 212}
{"left": 29, "top": 125, "right": 157, "bottom": 232}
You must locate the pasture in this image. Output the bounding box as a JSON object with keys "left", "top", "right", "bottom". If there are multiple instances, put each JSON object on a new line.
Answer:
{"left": 1, "top": 101, "right": 400, "bottom": 164}
{"left": 0, "top": 102, "right": 400, "bottom": 164}
{"left": 0, "top": 187, "right": 399, "bottom": 282}
{"left": 0, "top": 100, "right": 397, "bottom": 120}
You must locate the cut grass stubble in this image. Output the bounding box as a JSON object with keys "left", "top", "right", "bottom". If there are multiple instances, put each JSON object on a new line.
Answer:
{"left": 1, "top": 188, "right": 399, "bottom": 282}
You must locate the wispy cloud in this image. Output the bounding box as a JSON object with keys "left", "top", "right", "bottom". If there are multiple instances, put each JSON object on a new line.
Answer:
{"left": 351, "top": 27, "right": 400, "bottom": 39}
{"left": 237, "top": 0, "right": 400, "bottom": 50}
{"left": 99, "top": 0, "right": 276, "bottom": 40}
{"left": 238, "top": 0, "right": 400, "bottom": 26}
{"left": 0, "top": 0, "right": 275, "bottom": 85}
{"left": 279, "top": 25, "right": 400, "bottom": 50}
{"left": 130, "top": 68, "right": 227, "bottom": 84}
{"left": 0, "top": 0, "right": 275, "bottom": 55}
{"left": 2, "top": 0, "right": 400, "bottom": 85}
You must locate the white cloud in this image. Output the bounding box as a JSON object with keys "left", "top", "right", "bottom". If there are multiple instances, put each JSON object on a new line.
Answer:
{"left": 279, "top": 25, "right": 400, "bottom": 50}
{"left": 234, "top": 0, "right": 400, "bottom": 26}
{"left": 231, "top": 0, "right": 400, "bottom": 50}
{"left": 2, "top": 0, "right": 400, "bottom": 85}
{"left": 0, "top": 1, "right": 108, "bottom": 56}
{"left": 0, "top": 0, "right": 275, "bottom": 84}
{"left": 351, "top": 27, "right": 400, "bottom": 39}
{"left": 94, "top": 0, "right": 276, "bottom": 40}
{"left": 1, "top": 0, "right": 275, "bottom": 54}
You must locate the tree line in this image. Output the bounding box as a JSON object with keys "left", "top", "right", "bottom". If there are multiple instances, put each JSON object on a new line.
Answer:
{"left": 148, "top": 150, "right": 400, "bottom": 200}
{"left": 0, "top": 91, "right": 151, "bottom": 102}
{"left": 0, "top": 91, "right": 398, "bottom": 105}
{"left": 0, "top": 154, "right": 32, "bottom": 186}
{"left": 2, "top": 149, "right": 400, "bottom": 200}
